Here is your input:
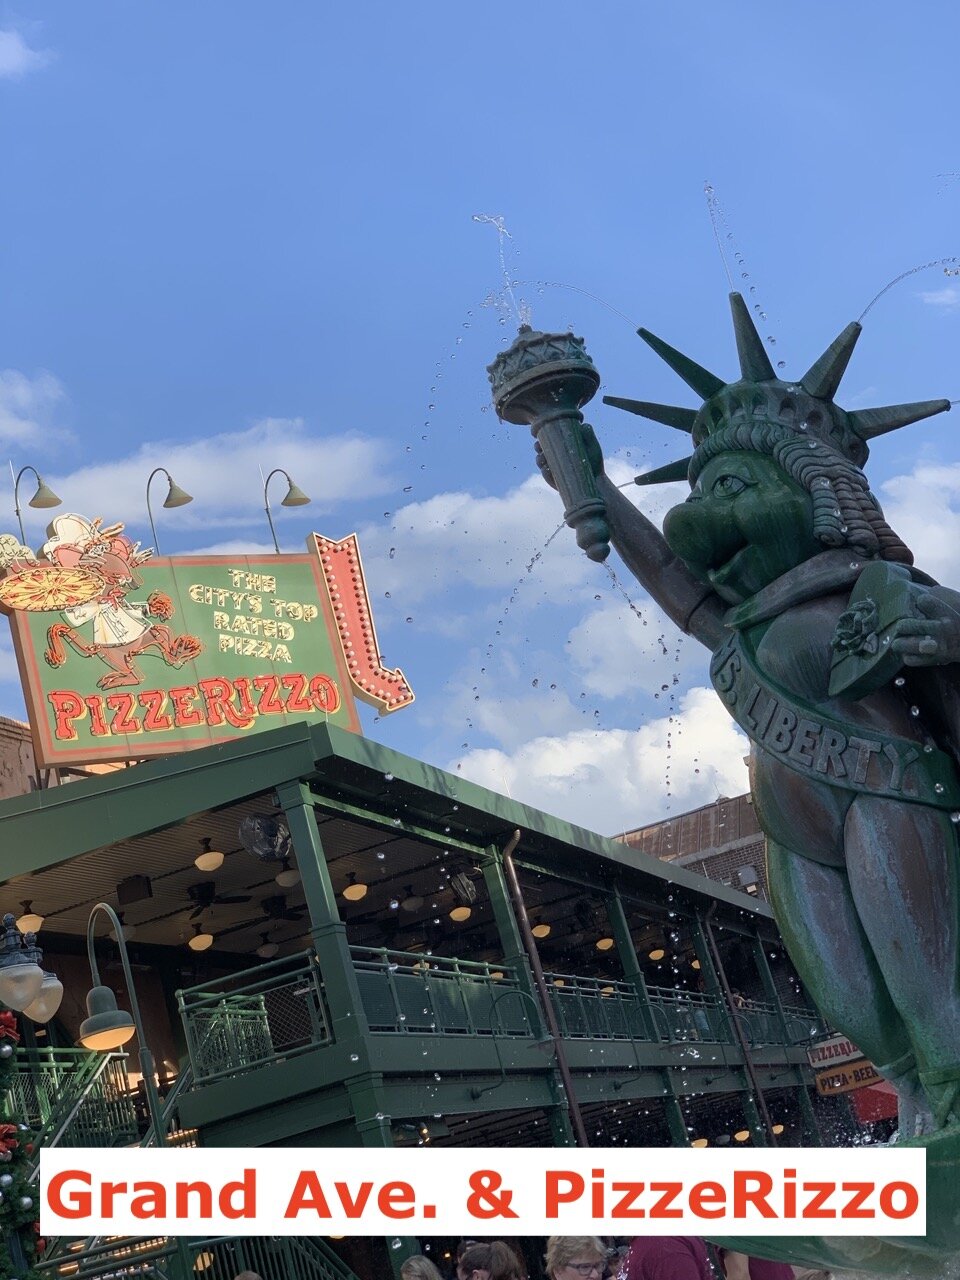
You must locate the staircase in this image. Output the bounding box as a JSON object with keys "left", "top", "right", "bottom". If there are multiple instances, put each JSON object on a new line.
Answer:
{"left": 37, "top": 1234, "right": 362, "bottom": 1279}
{"left": 6, "top": 1047, "right": 139, "bottom": 1170}
{"left": 24, "top": 1057, "right": 361, "bottom": 1280}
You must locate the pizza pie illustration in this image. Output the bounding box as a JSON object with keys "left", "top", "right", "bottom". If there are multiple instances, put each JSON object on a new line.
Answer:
{"left": 0, "top": 515, "right": 203, "bottom": 689}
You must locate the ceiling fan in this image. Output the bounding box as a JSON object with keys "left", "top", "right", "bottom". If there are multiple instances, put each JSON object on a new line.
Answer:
{"left": 187, "top": 880, "right": 253, "bottom": 920}
{"left": 260, "top": 893, "right": 307, "bottom": 922}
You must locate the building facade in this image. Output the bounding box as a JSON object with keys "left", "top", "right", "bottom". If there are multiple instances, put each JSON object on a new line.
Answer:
{"left": 0, "top": 720, "right": 845, "bottom": 1279}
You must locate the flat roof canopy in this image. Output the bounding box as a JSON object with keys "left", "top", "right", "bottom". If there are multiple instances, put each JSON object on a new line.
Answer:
{"left": 0, "top": 722, "right": 772, "bottom": 957}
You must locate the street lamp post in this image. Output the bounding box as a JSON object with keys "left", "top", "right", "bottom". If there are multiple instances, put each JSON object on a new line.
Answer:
{"left": 262, "top": 468, "right": 310, "bottom": 555}
{"left": 12, "top": 466, "right": 61, "bottom": 545}
{"left": 80, "top": 902, "right": 166, "bottom": 1146}
{"left": 145, "top": 468, "right": 193, "bottom": 556}
{"left": 80, "top": 904, "right": 200, "bottom": 1280}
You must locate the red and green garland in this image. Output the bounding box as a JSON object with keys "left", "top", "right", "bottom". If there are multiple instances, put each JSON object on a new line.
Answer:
{"left": 0, "top": 1010, "right": 43, "bottom": 1280}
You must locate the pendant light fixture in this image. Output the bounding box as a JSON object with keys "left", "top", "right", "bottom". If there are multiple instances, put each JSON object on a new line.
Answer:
{"left": 16, "top": 901, "right": 44, "bottom": 934}
{"left": 256, "top": 932, "right": 279, "bottom": 960}
{"left": 400, "top": 885, "right": 424, "bottom": 913}
{"left": 194, "top": 838, "right": 225, "bottom": 873}
{"left": 342, "top": 872, "right": 368, "bottom": 902}
{"left": 188, "top": 923, "right": 214, "bottom": 952}
{"left": 275, "top": 857, "right": 301, "bottom": 889}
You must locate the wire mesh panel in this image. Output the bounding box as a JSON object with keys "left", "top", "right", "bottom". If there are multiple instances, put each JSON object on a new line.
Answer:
{"left": 177, "top": 951, "right": 332, "bottom": 1083}
{"left": 7, "top": 1050, "right": 139, "bottom": 1149}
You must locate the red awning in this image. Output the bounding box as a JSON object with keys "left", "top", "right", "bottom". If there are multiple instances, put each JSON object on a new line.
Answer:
{"left": 849, "top": 1078, "right": 899, "bottom": 1123}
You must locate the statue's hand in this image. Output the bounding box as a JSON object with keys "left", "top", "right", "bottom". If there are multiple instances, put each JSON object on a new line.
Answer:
{"left": 892, "top": 593, "right": 960, "bottom": 665}
{"left": 534, "top": 421, "right": 604, "bottom": 491}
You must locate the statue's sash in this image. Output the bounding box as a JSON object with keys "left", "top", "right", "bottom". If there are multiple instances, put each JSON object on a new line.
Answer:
{"left": 709, "top": 630, "right": 960, "bottom": 809}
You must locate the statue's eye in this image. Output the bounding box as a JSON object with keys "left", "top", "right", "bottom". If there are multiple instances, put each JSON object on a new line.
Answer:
{"left": 712, "top": 474, "right": 747, "bottom": 497}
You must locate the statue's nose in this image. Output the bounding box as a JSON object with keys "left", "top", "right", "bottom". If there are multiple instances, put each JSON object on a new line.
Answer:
{"left": 663, "top": 499, "right": 743, "bottom": 571}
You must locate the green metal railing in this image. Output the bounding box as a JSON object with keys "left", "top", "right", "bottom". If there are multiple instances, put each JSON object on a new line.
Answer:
{"left": 351, "top": 947, "right": 533, "bottom": 1036}
{"left": 7, "top": 1047, "right": 139, "bottom": 1153}
{"left": 177, "top": 951, "right": 332, "bottom": 1084}
{"left": 39, "top": 1234, "right": 360, "bottom": 1280}
{"left": 544, "top": 973, "right": 651, "bottom": 1040}
{"left": 781, "top": 1002, "right": 831, "bottom": 1043}
{"left": 646, "top": 985, "right": 732, "bottom": 1044}
{"left": 185, "top": 1235, "right": 360, "bottom": 1280}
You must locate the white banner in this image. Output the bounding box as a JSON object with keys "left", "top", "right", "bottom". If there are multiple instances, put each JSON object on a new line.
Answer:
{"left": 40, "top": 1147, "right": 925, "bottom": 1237}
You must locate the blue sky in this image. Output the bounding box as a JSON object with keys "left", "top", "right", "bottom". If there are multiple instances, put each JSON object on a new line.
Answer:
{"left": 1, "top": 3, "right": 960, "bottom": 831}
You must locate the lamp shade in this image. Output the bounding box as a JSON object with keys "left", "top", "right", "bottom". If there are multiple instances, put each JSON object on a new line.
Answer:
{"left": 194, "top": 838, "right": 224, "bottom": 872}
{"left": 163, "top": 476, "right": 193, "bottom": 509}
{"left": 449, "top": 905, "right": 471, "bottom": 923}
{"left": 275, "top": 858, "right": 301, "bottom": 889}
{"left": 531, "top": 920, "right": 551, "bottom": 939}
{"left": 16, "top": 901, "right": 44, "bottom": 933}
{"left": 342, "top": 873, "right": 367, "bottom": 902}
{"left": 256, "top": 933, "right": 279, "bottom": 960}
{"left": 188, "top": 926, "right": 214, "bottom": 952}
{"left": 29, "top": 477, "right": 61, "bottom": 509}
{"left": 595, "top": 936, "right": 615, "bottom": 951}
{"left": 0, "top": 957, "right": 44, "bottom": 1011}
{"left": 281, "top": 478, "right": 310, "bottom": 507}
{"left": 79, "top": 985, "right": 136, "bottom": 1050}
{"left": 22, "top": 971, "right": 64, "bottom": 1024}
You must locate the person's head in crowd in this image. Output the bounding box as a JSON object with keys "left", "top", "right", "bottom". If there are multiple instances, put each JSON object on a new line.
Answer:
{"left": 544, "top": 1237, "right": 608, "bottom": 1279}
{"left": 233, "top": 1273, "right": 263, "bottom": 1280}
{"left": 401, "top": 1254, "right": 445, "bottom": 1280}
{"left": 457, "top": 1239, "right": 525, "bottom": 1280}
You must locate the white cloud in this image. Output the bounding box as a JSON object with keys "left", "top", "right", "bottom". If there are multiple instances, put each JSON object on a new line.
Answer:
{"left": 448, "top": 686, "right": 749, "bottom": 834}
{"left": 24, "top": 419, "right": 395, "bottom": 542}
{"left": 880, "top": 463, "right": 960, "bottom": 585}
{"left": 357, "top": 455, "right": 686, "bottom": 615}
{"left": 0, "top": 369, "right": 68, "bottom": 449}
{"left": 567, "top": 599, "right": 702, "bottom": 700}
{"left": 918, "top": 287, "right": 960, "bottom": 310}
{"left": 0, "top": 29, "right": 52, "bottom": 80}
{"left": 357, "top": 475, "right": 595, "bottom": 608}
{"left": 177, "top": 538, "right": 277, "bottom": 558}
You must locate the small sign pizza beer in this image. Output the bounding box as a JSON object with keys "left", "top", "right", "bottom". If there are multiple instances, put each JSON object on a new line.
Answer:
{"left": 0, "top": 515, "right": 413, "bottom": 767}
{"left": 814, "top": 1059, "right": 883, "bottom": 1097}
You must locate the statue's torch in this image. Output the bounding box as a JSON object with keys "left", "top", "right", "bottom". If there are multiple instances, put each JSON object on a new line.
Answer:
{"left": 488, "top": 325, "right": 610, "bottom": 562}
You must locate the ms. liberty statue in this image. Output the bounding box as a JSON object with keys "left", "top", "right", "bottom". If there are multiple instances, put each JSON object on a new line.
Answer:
{"left": 489, "top": 297, "right": 960, "bottom": 1272}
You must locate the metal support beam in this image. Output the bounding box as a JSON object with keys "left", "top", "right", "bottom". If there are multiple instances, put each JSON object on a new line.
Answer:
{"left": 661, "top": 1071, "right": 690, "bottom": 1146}
{"left": 501, "top": 831, "right": 591, "bottom": 1148}
{"left": 609, "top": 887, "right": 657, "bottom": 1039}
{"left": 690, "top": 915, "right": 723, "bottom": 999}
{"left": 483, "top": 849, "right": 579, "bottom": 1143}
{"left": 345, "top": 1073, "right": 418, "bottom": 1280}
{"left": 277, "top": 781, "right": 372, "bottom": 1059}
{"left": 795, "top": 1074, "right": 824, "bottom": 1146}
{"left": 741, "top": 1087, "right": 770, "bottom": 1147}
{"left": 702, "top": 905, "right": 778, "bottom": 1146}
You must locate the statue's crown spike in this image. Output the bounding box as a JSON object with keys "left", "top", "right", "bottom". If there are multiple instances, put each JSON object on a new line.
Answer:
{"left": 729, "top": 292, "right": 776, "bottom": 382}
{"left": 637, "top": 327, "right": 724, "bottom": 400}
{"left": 849, "top": 400, "right": 950, "bottom": 440}
{"left": 601, "top": 396, "right": 695, "bottom": 433}
{"left": 801, "top": 322, "right": 862, "bottom": 399}
{"left": 607, "top": 300, "right": 952, "bottom": 488}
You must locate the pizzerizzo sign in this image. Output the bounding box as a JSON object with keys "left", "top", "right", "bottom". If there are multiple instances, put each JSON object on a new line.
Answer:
{"left": 0, "top": 515, "right": 413, "bottom": 767}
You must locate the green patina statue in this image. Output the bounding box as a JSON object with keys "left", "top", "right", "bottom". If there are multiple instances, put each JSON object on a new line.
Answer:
{"left": 490, "top": 296, "right": 960, "bottom": 1273}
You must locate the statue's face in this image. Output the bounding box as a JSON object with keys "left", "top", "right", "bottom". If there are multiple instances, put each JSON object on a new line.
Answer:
{"left": 662, "top": 451, "right": 821, "bottom": 604}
